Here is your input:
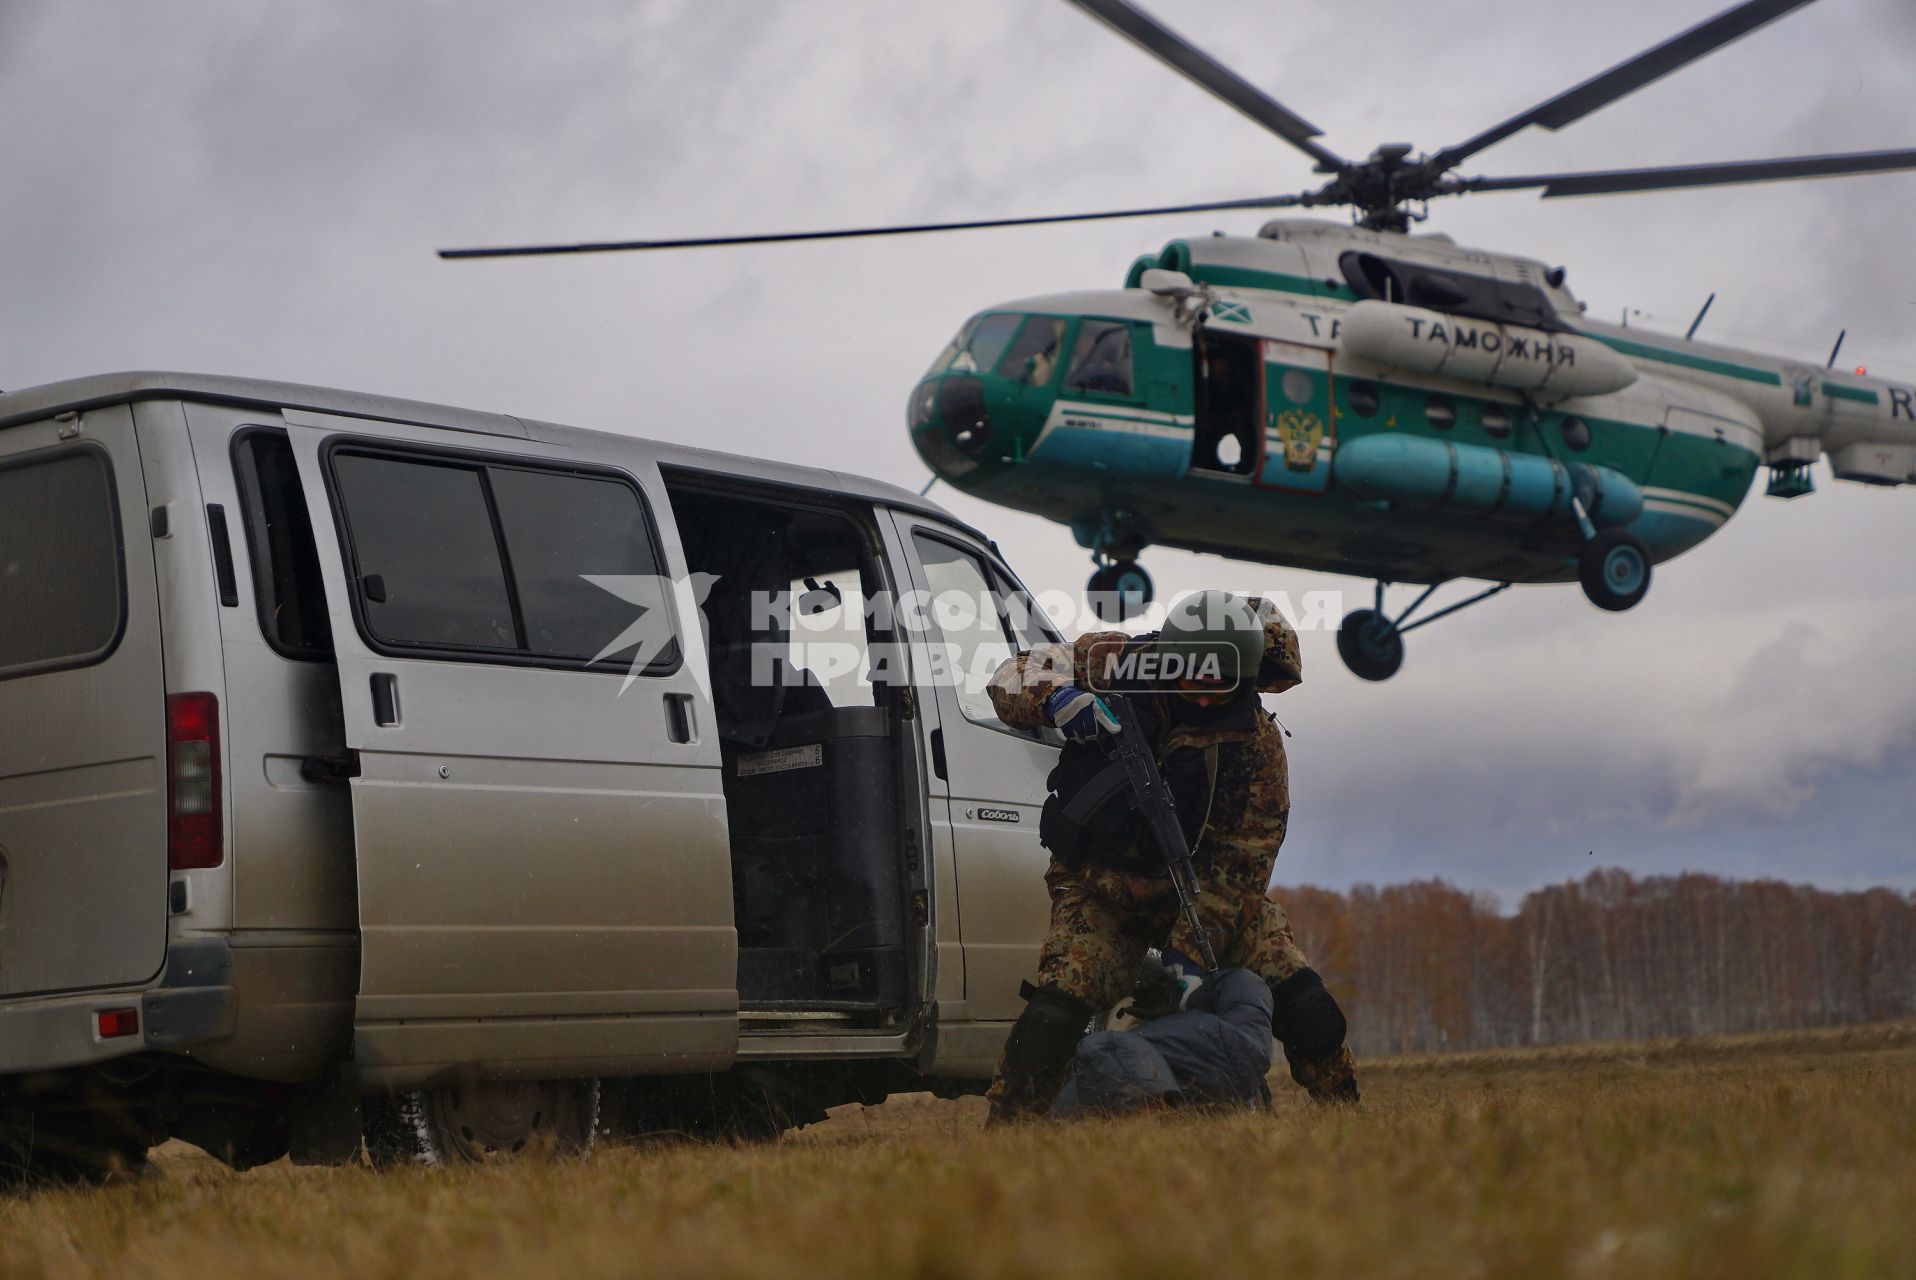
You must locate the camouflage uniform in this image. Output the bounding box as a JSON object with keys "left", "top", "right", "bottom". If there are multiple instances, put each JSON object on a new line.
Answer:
{"left": 984, "top": 599, "right": 1358, "bottom": 1114}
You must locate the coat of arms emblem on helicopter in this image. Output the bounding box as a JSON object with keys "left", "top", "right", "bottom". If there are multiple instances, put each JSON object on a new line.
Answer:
{"left": 1274, "top": 409, "right": 1323, "bottom": 472}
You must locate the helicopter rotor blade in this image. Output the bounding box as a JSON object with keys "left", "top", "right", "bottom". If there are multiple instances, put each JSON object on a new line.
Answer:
{"left": 437, "top": 194, "right": 1305, "bottom": 259}
{"left": 1430, "top": 0, "right": 1819, "bottom": 171}
{"left": 1457, "top": 147, "right": 1916, "bottom": 198}
{"left": 1059, "top": 0, "right": 1348, "bottom": 173}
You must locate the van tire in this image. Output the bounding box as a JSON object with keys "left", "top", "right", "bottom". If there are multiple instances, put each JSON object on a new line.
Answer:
{"left": 362, "top": 1079, "right": 599, "bottom": 1168}
{"left": 360, "top": 1093, "right": 428, "bottom": 1168}
{"left": 1, "top": 1076, "right": 154, "bottom": 1187}
{"left": 600, "top": 1069, "right": 824, "bottom": 1145}
{"left": 0, "top": 1116, "right": 150, "bottom": 1187}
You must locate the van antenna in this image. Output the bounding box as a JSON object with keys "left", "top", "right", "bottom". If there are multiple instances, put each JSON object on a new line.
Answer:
{"left": 1825, "top": 329, "right": 1847, "bottom": 369}
{"left": 919, "top": 475, "right": 939, "bottom": 497}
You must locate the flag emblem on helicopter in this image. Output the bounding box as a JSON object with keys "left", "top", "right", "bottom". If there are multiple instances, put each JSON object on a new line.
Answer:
{"left": 1275, "top": 409, "right": 1323, "bottom": 472}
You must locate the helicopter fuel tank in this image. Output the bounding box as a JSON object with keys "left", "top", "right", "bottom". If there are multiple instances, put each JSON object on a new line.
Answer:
{"left": 1339, "top": 300, "right": 1638, "bottom": 397}
{"left": 1333, "top": 433, "right": 1644, "bottom": 527}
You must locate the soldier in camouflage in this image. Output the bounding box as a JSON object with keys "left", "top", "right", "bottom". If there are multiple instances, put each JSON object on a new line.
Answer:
{"left": 983, "top": 589, "right": 1359, "bottom": 1123}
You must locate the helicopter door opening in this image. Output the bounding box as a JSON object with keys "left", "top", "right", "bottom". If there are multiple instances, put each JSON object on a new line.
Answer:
{"left": 1192, "top": 331, "right": 1263, "bottom": 476}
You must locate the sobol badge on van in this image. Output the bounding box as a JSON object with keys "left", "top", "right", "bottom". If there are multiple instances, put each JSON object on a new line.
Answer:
{"left": 735, "top": 744, "right": 825, "bottom": 777}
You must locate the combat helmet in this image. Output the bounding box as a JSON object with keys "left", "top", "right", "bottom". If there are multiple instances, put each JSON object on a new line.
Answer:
{"left": 1154, "top": 589, "right": 1265, "bottom": 686}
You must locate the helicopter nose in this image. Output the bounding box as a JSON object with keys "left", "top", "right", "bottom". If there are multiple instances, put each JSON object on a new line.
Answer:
{"left": 909, "top": 375, "right": 995, "bottom": 479}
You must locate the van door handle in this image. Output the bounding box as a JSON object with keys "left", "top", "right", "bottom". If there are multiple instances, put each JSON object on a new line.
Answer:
{"left": 299, "top": 752, "right": 361, "bottom": 784}
{"left": 663, "top": 692, "right": 696, "bottom": 744}
{"left": 370, "top": 673, "right": 400, "bottom": 727}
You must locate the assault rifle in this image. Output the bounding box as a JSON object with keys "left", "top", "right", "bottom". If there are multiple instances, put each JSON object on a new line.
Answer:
{"left": 1096, "top": 692, "right": 1218, "bottom": 973}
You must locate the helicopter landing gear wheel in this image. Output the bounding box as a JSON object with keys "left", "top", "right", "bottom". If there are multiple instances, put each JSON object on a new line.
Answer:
{"left": 1336, "top": 609, "right": 1405, "bottom": 682}
{"left": 1087, "top": 561, "right": 1152, "bottom": 623}
{"left": 1578, "top": 530, "right": 1652, "bottom": 612}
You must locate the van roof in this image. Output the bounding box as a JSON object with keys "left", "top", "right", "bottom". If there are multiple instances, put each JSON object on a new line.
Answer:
{"left": 0, "top": 370, "right": 981, "bottom": 538}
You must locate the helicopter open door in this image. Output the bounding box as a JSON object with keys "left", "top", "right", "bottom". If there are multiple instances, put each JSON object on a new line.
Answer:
{"left": 1190, "top": 329, "right": 1263, "bottom": 477}
{"left": 1254, "top": 338, "right": 1336, "bottom": 494}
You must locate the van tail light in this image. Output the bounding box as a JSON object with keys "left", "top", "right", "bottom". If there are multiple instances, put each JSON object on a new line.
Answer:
{"left": 96, "top": 1008, "right": 140, "bottom": 1039}
{"left": 167, "top": 692, "right": 223, "bottom": 870}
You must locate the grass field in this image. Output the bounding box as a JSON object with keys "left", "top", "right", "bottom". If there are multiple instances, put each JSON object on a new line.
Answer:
{"left": 4, "top": 1022, "right": 1914, "bottom": 1280}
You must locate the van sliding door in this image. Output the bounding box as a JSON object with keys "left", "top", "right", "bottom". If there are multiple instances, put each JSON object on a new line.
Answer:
{"left": 279, "top": 413, "right": 736, "bottom": 1080}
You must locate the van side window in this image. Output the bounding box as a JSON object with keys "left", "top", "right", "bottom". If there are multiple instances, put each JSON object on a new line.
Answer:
{"left": 331, "top": 455, "right": 516, "bottom": 651}
{"left": 487, "top": 465, "right": 669, "bottom": 661}
{"left": 232, "top": 431, "right": 334, "bottom": 659}
{"left": 0, "top": 448, "right": 122, "bottom": 677}
{"left": 328, "top": 448, "right": 678, "bottom": 673}
{"left": 911, "top": 532, "right": 1048, "bottom": 736}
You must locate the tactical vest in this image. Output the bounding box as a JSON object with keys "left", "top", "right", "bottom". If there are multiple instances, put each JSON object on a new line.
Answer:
{"left": 1038, "top": 679, "right": 1258, "bottom": 876}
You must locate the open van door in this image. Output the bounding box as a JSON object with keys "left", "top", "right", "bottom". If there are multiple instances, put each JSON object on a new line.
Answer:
{"left": 278, "top": 412, "right": 736, "bottom": 1081}
{"left": 886, "top": 514, "right": 1055, "bottom": 1023}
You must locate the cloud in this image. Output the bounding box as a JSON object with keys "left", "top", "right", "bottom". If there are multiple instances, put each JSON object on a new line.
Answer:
{"left": 3, "top": 0, "right": 1912, "bottom": 902}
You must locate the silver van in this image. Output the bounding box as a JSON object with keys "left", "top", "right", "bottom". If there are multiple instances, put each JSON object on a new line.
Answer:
{"left": 0, "top": 373, "right": 1063, "bottom": 1176}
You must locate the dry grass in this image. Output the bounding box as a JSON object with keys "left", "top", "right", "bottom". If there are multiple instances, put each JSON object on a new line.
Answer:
{"left": 5, "top": 1022, "right": 1915, "bottom": 1280}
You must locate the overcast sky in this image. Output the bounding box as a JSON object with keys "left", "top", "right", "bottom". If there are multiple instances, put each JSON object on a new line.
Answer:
{"left": 4, "top": 0, "right": 1913, "bottom": 906}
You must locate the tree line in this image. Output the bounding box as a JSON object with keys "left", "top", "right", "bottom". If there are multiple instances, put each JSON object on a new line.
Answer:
{"left": 1275, "top": 870, "right": 1916, "bottom": 1056}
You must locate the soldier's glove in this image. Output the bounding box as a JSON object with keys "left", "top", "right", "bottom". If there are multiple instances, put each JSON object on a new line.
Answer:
{"left": 1044, "top": 686, "right": 1120, "bottom": 741}
{"left": 1126, "top": 956, "right": 1184, "bottom": 1023}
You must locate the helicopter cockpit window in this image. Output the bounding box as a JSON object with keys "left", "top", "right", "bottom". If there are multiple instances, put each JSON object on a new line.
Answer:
{"left": 1064, "top": 320, "right": 1134, "bottom": 396}
{"left": 933, "top": 312, "right": 1024, "bottom": 377}
{"left": 996, "top": 316, "right": 1069, "bottom": 386}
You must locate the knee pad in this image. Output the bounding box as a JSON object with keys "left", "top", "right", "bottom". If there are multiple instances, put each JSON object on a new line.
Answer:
{"left": 994, "top": 982, "right": 1098, "bottom": 1119}
{"left": 1268, "top": 968, "right": 1347, "bottom": 1060}
{"left": 1012, "top": 981, "right": 1096, "bottom": 1045}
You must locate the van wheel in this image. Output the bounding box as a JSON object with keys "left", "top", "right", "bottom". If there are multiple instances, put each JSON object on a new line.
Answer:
{"left": 363, "top": 1079, "right": 599, "bottom": 1167}
{"left": 600, "top": 1070, "right": 824, "bottom": 1145}
{"left": 1, "top": 1076, "right": 154, "bottom": 1186}
{"left": 0, "top": 1115, "right": 151, "bottom": 1186}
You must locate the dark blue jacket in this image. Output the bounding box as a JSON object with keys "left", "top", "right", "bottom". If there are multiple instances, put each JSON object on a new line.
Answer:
{"left": 1051, "top": 967, "right": 1275, "bottom": 1115}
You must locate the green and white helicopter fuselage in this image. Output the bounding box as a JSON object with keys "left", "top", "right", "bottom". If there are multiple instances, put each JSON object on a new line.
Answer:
{"left": 910, "top": 220, "right": 1914, "bottom": 615}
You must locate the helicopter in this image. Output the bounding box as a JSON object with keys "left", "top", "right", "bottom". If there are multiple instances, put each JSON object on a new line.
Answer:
{"left": 442, "top": 0, "right": 1916, "bottom": 681}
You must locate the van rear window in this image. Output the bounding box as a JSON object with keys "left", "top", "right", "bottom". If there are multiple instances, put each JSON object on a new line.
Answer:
{"left": 0, "top": 449, "right": 123, "bottom": 677}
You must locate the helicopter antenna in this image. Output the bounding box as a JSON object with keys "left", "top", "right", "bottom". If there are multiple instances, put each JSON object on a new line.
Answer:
{"left": 1685, "top": 293, "right": 1716, "bottom": 340}
{"left": 1826, "top": 330, "right": 1847, "bottom": 369}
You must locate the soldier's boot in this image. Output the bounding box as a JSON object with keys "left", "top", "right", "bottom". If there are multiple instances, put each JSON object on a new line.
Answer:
{"left": 984, "top": 982, "right": 1096, "bottom": 1127}
{"left": 1270, "top": 968, "right": 1361, "bottom": 1106}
